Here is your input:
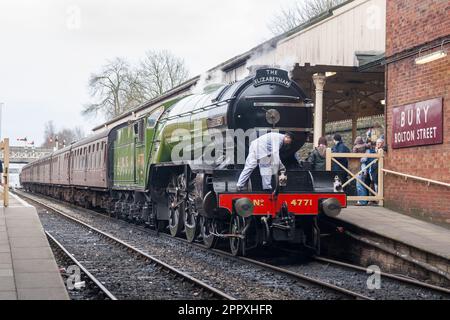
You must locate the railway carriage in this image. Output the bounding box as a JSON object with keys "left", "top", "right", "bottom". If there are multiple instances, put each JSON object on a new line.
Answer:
{"left": 21, "top": 67, "right": 346, "bottom": 256}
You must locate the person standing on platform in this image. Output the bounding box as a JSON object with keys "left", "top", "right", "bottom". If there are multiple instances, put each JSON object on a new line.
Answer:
{"left": 366, "top": 122, "right": 384, "bottom": 143}
{"left": 353, "top": 136, "right": 370, "bottom": 206}
{"left": 307, "top": 136, "right": 327, "bottom": 171}
{"left": 331, "top": 134, "right": 350, "bottom": 171}
{"left": 370, "top": 138, "right": 385, "bottom": 194}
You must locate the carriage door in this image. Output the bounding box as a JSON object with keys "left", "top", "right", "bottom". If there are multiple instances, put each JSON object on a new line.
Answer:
{"left": 135, "top": 119, "right": 145, "bottom": 187}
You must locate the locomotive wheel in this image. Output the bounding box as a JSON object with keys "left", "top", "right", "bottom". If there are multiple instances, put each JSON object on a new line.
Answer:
{"left": 168, "top": 174, "right": 185, "bottom": 237}
{"left": 200, "top": 216, "right": 217, "bottom": 248}
{"left": 229, "top": 215, "right": 246, "bottom": 256}
{"left": 185, "top": 180, "right": 200, "bottom": 242}
{"left": 185, "top": 204, "right": 199, "bottom": 242}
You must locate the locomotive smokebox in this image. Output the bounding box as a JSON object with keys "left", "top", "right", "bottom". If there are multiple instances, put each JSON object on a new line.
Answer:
{"left": 226, "top": 68, "right": 313, "bottom": 167}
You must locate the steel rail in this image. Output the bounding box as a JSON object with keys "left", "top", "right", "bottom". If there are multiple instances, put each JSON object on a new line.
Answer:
{"left": 313, "top": 256, "right": 450, "bottom": 295}
{"left": 45, "top": 230, "right": 118, "bottom": 300}
{"left": 21, "top": 193, "right": 236, "bottom": 301}
{"left": 19, "top": 190, "right": 450, "bottom": 299}
{"left": 18, "top": 190, "right": 370, "bottom": 300}
{"left": 238, "top": 255, "right": 372, "bottom": 300}
{"left": 171, "top": 238, "right": 373, "bottom": 300}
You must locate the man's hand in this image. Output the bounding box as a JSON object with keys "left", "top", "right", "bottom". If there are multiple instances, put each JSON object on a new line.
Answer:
{"left": 279, "top": 172, "right": 287, "bottom": 186}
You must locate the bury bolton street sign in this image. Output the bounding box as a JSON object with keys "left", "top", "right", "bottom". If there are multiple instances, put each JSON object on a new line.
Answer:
{"left": 392, "top": 97, "right": 443, "bottom": 149}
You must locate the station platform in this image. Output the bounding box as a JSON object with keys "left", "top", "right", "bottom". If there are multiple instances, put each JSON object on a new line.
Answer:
{"left": 0, "top": 190, "right": 69, "bottom": 300}
{"left": 337, "top": 206, "right": 450, "bottom": 261}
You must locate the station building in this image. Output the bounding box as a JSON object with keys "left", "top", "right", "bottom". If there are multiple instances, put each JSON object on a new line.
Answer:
{"left": 384, "top": 0, "right": 449, "bottom": 224}
{"left": 92, "top": 0, "right": 449, "bottom": 225}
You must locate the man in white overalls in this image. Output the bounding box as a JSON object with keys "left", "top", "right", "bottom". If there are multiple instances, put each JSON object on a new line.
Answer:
{"left": 236, "top": 132, "right": 293, "bottom": 191}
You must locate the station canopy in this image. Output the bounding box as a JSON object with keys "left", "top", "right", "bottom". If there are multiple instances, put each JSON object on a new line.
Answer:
{"left": 291, "top": 61, "right": 385, "bottom": 124}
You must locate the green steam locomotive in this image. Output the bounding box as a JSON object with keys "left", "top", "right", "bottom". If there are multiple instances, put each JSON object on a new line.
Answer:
{"left": 21, "top": 68, "right": 346, "bottom": 256}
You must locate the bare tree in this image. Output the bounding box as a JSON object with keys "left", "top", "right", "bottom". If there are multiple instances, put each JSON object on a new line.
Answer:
{"left": 83, "top": 51, "right": 189, "bottom": 120}
{"left": 268, "top": 0, "right": 345, "bottom": 35}
{"left": 41, "top": 121, "right": 85, "bottom": 149}
{"left": 57, "top": 127, "right": 85, "bottom": 146}
{"left": 82, "top": 57, "right": 139, "bottom": 120}
{"left": 72, "top": 127, "right": 85, "bottom": 141}
{"left": 41, "top": 121, "right": 56, "bottom": 149}
{"left": 138, "top": 50, "right": 189, "bottom": 98}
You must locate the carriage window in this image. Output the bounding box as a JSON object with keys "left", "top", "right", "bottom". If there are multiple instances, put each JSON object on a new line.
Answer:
{"left": 147, "top": 106, "right": 164, "bottom": 128}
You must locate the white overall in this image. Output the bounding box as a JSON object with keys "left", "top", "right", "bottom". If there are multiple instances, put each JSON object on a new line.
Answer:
{"left": 236, "top": 132, "right": 286, "bottom": 190}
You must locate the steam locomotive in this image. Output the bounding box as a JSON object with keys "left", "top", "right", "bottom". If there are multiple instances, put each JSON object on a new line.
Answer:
{"left": 20, "top": 68, "right": 346, "bottom": 256}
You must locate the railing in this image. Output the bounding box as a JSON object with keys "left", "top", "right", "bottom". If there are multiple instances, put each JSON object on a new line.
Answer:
{"left": 382, "top": 168, "right": 450, "bottom": 188}
{"left": 325, "top": 147, "right": 384, "bottom": 205}
{"left": 0, "top": 138, "right": 9, "bottom": 207}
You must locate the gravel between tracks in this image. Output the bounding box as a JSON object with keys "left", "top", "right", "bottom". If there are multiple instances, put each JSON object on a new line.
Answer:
{"left": 23, "top": 191, "right": 450, "bottom": 300}
{"left": 49, "top": 237, "right": 112, "bottom": 300}
{"left": 29, "top": 195, "right": 346, "bottom": 300}
{"left": 256, "top": 253, "right": 450, "bottom": 300}
{"left": 40, "top": 209, "right": 218, "bottom": 300}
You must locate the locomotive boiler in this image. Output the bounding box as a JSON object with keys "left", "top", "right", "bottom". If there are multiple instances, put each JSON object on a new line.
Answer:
{"left": 21, "top": 67, "right": 346, "bottom": 256}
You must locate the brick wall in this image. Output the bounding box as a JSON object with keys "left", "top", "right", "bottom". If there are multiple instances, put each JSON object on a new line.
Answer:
{"left": 385, "top": 0, "right": 450, "bottom": 225}
{"left": 386, "top": 0, "right": 450, "bottom": 56}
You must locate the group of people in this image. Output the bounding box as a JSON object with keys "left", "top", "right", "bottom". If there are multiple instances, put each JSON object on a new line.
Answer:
{"left": 306, "top": 134, "right": 350, "bottom": 172}
{"left": 307, "top": 128, "right": 385, "bottom": 206}
{"left": 235, "top": 126, "right": 385, "bottom": 200}
{"left": 352, "top": 135, "right": 385, "bottom": 206}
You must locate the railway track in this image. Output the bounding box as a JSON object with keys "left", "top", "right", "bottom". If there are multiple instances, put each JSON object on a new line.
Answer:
{"left": 17, "top": 190, "right": 366, "bottom": 300}
{"left": 313, "top": 256, "right": 450, "bottom": 295}
{"left": 175, "top": 236, "right": 450, "bottom": 300}
{"left": 46, "top": 231, "right": 118, "bottom": 300}
{"left": 22, "top": 193, "right": 235, "bottom": 300}
{"left": 17, "top": 190, "right": 450, "bottom": 300}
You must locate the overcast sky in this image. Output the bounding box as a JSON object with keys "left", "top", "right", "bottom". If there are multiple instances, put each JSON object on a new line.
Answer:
{"left": 0, "top": 0, "right": 300, "bottom": 147}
